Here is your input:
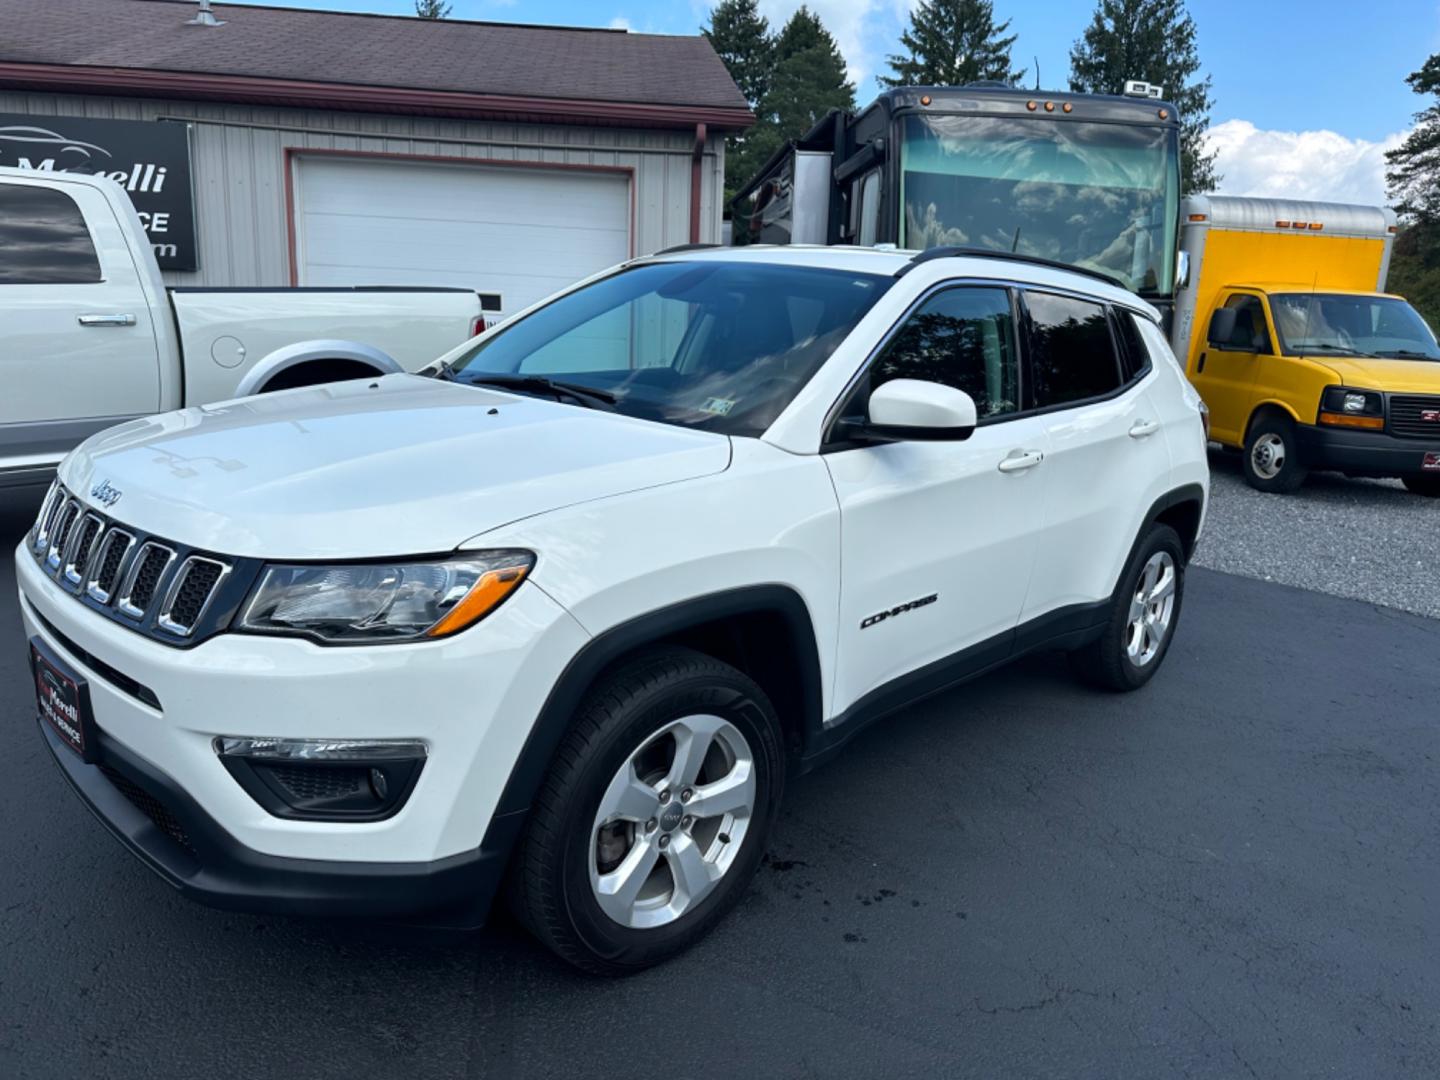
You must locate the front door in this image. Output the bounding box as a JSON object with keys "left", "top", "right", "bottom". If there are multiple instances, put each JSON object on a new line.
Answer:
{"left": 825, "top": 285, "right": 1049, "bottom": 716}
{"left": 1190, "top": 291, "right": 1271, "bottom": 445}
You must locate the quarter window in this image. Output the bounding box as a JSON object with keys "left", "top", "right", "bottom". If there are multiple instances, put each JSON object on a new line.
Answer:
{"left": 862, "top": 286, "right": 1020, "bottom": 419}
{"left": 1026, "top": 291, "right": 1122, "bottom": 407}
{"left": 1112, "top": 309, "right": 1152, "bottom": 380}
{"left": 0, "top": 184, "right": 101, "bottom": 284}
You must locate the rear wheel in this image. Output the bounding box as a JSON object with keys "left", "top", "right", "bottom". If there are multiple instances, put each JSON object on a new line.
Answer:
{"left": 1070, "top": 524, "right": 1186, "bottom": 692}
{"left": 1243, "top": 414, "right": 1308, "bottom": 493}
{"left": 508, "top": 647, "right": 784, "bottom": 975}
{"left": 1402, "top": 474, "right": 1440, "bottom": 497}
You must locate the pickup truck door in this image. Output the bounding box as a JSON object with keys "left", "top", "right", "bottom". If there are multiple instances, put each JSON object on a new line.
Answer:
{"left": 0, "top": 180, "right": 161, "bottom": 466}
{"left": 1190, "top": 291, "right": 1271, "bottom": 446}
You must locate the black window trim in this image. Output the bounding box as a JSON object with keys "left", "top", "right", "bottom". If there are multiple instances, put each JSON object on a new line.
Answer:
{"left": 822, "top": 277, "right": 1158, "bottom": 450}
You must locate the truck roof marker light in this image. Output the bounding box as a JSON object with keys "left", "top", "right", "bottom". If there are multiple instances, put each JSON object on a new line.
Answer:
{"left": 1062, "top": 103, "right": 1073, "bottom": 113}
{"left": 920, "top": 95, "right": 932, "bottom": 106}
{"left": 1388, "top": 225, "right": 1398, "bottom": 233}
{"left": 1026, "top": 101, "right": 1037, "bottom": 111}
{"left": 1044, "top": 102, "right": 1055, "bottom": 112}
{"left": 1293, "top": 222, "right": 1308, "bottom": 230}
{"left": 1158, "top": 109, "right": 1169, "bottom": 120}
{"left": 1308, "top": 222, "right": 1324, "bottom": 231}
{"left": 1188, "top": 213, "right": 1207, "bottom": 222}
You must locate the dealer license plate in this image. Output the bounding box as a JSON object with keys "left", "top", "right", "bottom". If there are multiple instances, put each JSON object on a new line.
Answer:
{"left": 1423, "top": 452, "right": 1440, "bottom": 472}
{"left": 30, "top": 640, "right": 95, "bottom": 760}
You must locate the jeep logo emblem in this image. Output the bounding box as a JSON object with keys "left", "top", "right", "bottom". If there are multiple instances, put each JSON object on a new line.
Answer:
{"left": 90, "top": 480, "right": 123, "bottom": 508}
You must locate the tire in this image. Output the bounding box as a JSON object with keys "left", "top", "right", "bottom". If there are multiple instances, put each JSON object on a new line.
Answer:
{"left": 1242, "top": 413, "right": 1308, "bottom": 493}
{"left": 507, "top": 646, "right": 784, "bottom": 975}
{"left": 1402, "top": 474, "right": 1440, "bottom": 497}
{"left": 1069, "top": 524, "right": 1186, "bottom": 692}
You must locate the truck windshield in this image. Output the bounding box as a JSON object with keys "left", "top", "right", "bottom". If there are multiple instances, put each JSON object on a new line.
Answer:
{"left": 1270, "top": 293, "right": 1440, "bottom": 361}
{"left": 900, "top": 114, "right": 1178, "bottom": 296}
{"left": 446, "top": 261, "right": 893, "bottom": 436}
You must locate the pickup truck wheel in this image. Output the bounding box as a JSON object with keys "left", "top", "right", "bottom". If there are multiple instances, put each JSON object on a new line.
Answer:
{"left": 1402, "top": 474, "right": 1440, "bottom": 497}
{"left": 508, "top": 646, "right": 784, "bottom": 975}
{"left": 1069, "top": 524, "right": 1185, "bottom": 692}
{"left": 1242, "top": 416, "right": 1307, "bottom": 493}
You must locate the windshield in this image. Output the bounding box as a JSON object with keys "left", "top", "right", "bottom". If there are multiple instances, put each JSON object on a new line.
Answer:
{"left": 447, "top": 261, "right": 893, "bottom": 436}
{"left": 899, "top": 114, "right": 1179, "bottom": 296}
{"left": 1270, "top": 293, "right": 1440, "bottom": 360}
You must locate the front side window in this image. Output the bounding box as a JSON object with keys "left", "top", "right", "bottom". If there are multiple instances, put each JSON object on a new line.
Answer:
{"left": 1270, "top": 292, "right": 1440, "bottom": 360}
{"left": 0, "top": 183, "right": 101, "bottom": 284}
{"left": 1026, "top": 291, "right": 1122, "bottom": 407}
{"left": 450, "top": 261, "right": 893, "bottom": 437}
{"left": 1214, "top": 294, "right": 1272, "bottom": 353}
{"left": 899, "top": 114, "right": 1179, "bottom": 296}
{"left": 860, "top": 286, "right": 1020, "bottom": 419}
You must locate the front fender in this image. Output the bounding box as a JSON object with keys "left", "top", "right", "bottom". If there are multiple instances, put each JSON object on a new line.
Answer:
{"left": 235, "top": 339, "right": 402, "bottom": 397}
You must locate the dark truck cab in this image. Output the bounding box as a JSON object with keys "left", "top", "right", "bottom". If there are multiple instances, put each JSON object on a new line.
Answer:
{"left": 731, "top": 84, "right": 1182, "bottom": 317}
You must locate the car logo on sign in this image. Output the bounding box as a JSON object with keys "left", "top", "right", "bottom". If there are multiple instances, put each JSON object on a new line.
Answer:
{"left": 90, "top": 480, "right": 122, "bottom": 508}
{"left": 1421, "top": 409, "right": 1440, "bottom": 423}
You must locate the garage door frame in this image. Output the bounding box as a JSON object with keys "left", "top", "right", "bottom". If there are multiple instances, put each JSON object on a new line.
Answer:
{"left": 282, "top": 147, "right": 637, "bottom": 287}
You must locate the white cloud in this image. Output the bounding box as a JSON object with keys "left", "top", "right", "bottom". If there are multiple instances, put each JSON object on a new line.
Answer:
{"left": 1204, "top": 119, "right": 1408, "bottom": 206}
{"left": 609, "top": 16, "right": 631, "bottom": 30}
{"left": 758, "top": 0, "right": 891, "bottom": 89}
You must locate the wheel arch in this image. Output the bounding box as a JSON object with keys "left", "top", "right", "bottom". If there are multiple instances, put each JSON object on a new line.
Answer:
{"left": 234, "top": 339, "right": 403, "bottom": 397}
{"left": 486, "top": 586, "right": 825, "bottom": 829}
{"left": 1245, "top": 399, "right": 1304, "bottom": 441}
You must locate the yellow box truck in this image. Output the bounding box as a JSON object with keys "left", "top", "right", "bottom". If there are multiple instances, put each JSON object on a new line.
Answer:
{"left": 1172, "top": 195, "right": 1440, "bottom": 495}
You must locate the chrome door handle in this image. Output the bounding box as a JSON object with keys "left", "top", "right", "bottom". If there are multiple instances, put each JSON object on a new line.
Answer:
{"left": 997, "top": 449, "right": 1044, "bottom": 473}
{"left": 77, "top": 313, "right": 136, "bottom": 327}
{"left": 1129, "top": 419, "right": 1160, "bottom": 439}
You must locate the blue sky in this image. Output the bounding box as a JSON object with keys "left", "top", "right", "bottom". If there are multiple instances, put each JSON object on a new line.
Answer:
{"left": 227, "top": 0, "right": 1438, "bottom": 203}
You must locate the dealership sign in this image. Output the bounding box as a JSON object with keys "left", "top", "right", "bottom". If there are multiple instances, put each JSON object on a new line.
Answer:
{"left": 0, "top": 114, "right": 197, "bottom": 271}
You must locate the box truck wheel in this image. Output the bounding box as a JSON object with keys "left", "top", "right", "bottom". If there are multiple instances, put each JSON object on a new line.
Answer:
{"left": 1243, "top": 413, "right": 1307, "bottom": 494}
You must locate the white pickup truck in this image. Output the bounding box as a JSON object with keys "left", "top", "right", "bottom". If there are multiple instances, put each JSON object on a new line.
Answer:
{"left": 1, "top": 166, "right": 485, "bottom": 491}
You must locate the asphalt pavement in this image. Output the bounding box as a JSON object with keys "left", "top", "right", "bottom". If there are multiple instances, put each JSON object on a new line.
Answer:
{"left": 1, "top": 499, "right": 1437, "bottom": 1079}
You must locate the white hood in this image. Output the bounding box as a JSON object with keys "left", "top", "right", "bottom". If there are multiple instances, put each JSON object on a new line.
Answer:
{"left": 60, "top": 375, "right": 731, "bottom": 559}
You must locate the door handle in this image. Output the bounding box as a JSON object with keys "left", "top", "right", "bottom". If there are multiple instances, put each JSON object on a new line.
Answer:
{"left": 1129, "top": 419, "right": 1160, "bottom": 439}
{"left": 997, "top": 449, "right": 1044, "bottom": 473}
{"left": 78, "top": 313, "right": 137, "bottom": 327}
{"left": 1197, "top": 351, "right": 1207, "bottom": 373}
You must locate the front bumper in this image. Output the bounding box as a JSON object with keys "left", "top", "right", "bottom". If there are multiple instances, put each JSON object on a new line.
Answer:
{"left": 1295, "top": 423, "right": 1440, "bottom": 477}
{"left": 17, "top": 542, "right": 589, "bottom": 919}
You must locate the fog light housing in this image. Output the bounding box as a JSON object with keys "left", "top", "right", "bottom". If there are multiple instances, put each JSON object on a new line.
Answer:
{"left": 214, "top": 737, "right": 426, "bottom": 821}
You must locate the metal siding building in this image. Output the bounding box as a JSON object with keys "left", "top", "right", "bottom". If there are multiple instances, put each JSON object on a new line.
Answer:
{"left": 0, "top": 0, "right": 750, "bottom": 306}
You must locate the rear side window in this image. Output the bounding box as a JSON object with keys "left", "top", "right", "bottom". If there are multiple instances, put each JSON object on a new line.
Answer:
{"left": 864, "top": 286, "right": 1020, "bottom": 419}
{"left": 1025, "top": 291, "right": 1122, "bottom": 407}
{"left": 1112, "top": 309, "right": 1152, "bottom": 380}
{"left": 0, "top": 184, "right": 102, "bottom": 284}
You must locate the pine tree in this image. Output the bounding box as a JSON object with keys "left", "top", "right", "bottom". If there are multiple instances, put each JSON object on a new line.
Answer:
{"left": 1069, "top": 0, "right": 1219, "bottom": 194}
{"left": 880, "top": 0, "right": 1024, "bottom": 89}
{"left": 414, "top": 0, "right": 451, "bottom": 18}
{"left": 702, "top": 0, "right": 774, "bottom": 110}
{"left": 745, "top": 8, "right": 856, "bottom": 177}
{"left": 1386, "top": 54, "right": 1440, "bottom": 225}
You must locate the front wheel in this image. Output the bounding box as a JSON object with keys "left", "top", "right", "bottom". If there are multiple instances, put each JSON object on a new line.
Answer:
{"left": 1402, "top": 474, "right": 1440, "bottom": 497}
{"left": 508, "top": 647, "right": 784, "bottom": 975}
{"left": 1243, "top": 415, "right": 1308, "bottom": 493}
{"left": 1070, "top": 524, "right": 1186, "bottom": 692}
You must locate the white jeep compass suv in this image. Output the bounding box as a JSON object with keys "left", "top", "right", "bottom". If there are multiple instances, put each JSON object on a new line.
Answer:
{"left": 17, "top": 246, "right": 1208, "bottom": 973}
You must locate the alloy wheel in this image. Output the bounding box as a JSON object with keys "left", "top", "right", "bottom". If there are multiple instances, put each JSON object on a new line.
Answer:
{"left": 1127, "top": 551, "right": 1177, "bottom": 667}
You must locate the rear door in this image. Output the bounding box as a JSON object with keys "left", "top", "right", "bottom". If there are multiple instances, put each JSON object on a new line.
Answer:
{"left": 1189, "top": 291, "right": 1271, "bottom": 445}
{"left": 0, "top": 180, "right": 161, "bottom": 457}
{"left": 825, "top": 285, "right": 1051, "bottom": 715}
{"left": 1020, "top": 293, "right": 1172, "bottom": 624}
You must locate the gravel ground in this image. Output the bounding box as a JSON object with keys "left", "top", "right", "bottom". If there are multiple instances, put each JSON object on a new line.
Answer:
{"left": 1194, "top": 449, "right": 1440, "bottom": 619}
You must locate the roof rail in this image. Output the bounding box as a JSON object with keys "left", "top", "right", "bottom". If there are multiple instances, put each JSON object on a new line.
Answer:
{"left": 654, "top": 242, "right": 721, "bottom": 255}
{"left": 897, "top": 247, "right": 1129, "bottom": 291}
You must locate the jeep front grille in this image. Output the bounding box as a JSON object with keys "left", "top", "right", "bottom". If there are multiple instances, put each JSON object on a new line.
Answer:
{"left": 27, "top": 484, "right": 249, "bottom": 647}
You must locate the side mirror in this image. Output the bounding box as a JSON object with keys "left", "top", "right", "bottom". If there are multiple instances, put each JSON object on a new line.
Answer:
{"left": 845, "top": 379, "right": 978, "bottom": 442}
{"left": 1206, "top": 307, "right": 1237, "bottom": 348}
{"left": 1176, "top": 250, "right": 1191, "bottom": 289}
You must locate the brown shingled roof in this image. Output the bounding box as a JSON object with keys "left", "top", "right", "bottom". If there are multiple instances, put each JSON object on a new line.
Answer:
{"left": 0, "top": 0, "right": 753, "bottom": 129}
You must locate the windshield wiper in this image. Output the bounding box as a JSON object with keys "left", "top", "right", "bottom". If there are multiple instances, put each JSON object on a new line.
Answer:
{"left": 465, "top": 374, "right": 618, "bottom": 408}
{"left": 1296, "top": 344, "right": 1367, "bottom": 357}
{"left": 1374, "top": 349, "right": 1440, "bottom": 360}
{"left": 424, "top": 359, "right": 461, "bottom": 381}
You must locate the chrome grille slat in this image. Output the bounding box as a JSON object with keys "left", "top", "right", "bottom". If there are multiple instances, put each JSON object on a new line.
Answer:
{"left": 30, "top": 484, "right": 235, "bottom": 645}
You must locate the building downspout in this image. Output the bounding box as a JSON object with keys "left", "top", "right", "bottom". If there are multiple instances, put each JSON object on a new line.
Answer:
{"left": 689, "top": 122, "right": 707, "bottom": 244}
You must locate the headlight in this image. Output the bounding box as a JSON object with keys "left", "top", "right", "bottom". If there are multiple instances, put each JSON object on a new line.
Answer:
{"left": 1319, "top": 387, "right": 1384, "bottom": 429}
{"left": 236, "top": 551, "right": 534, "bottom": 644}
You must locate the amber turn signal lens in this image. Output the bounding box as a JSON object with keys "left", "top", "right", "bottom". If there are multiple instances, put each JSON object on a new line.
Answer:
{"left": 1188, "top": 213, "right": 1207, "bottom": 222}
{"left": 424, "top": 561, "right": 533, "bottom": 638}
{"left": 1318, "top": 412, "right": 1384, "bottom": 430}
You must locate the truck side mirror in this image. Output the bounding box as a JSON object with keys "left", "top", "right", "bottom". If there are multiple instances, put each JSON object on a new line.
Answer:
{"left": 1176, "top": 251, "right": 1191, "bottom": 289}
{"left": 1207, "top": 308, "right": 1237, "bottom": 347}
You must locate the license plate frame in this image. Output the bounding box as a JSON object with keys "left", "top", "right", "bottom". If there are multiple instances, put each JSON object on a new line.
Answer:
{"left": 30, "top": 638, "right": 98, "bottom": 763}
{"left": 1423, "top": 452, "right": 1440, "bottom": 472}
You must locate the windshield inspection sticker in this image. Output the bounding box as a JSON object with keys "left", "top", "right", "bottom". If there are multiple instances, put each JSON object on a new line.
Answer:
{"left": 700, "top": 397, "right": 737, "bottom": 416}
